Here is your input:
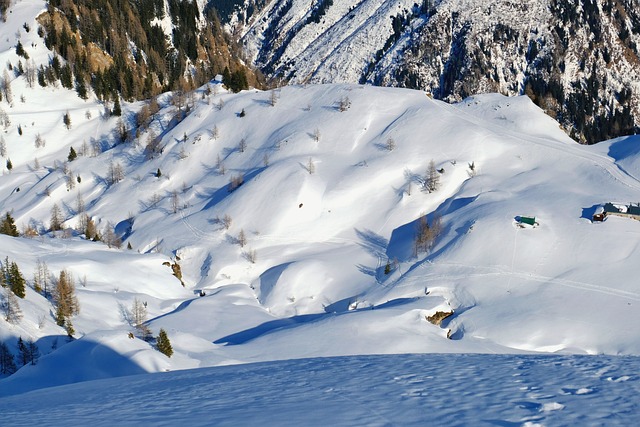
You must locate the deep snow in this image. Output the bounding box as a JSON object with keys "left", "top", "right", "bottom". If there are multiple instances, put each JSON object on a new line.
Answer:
{"left": 2, "top": 353, "right": 640, "bottom": 426}
{"left": 1, "top": 3, "right": 640, "bottom": 422}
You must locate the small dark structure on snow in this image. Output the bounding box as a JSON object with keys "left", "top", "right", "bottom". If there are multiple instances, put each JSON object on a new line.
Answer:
{"left": 515, "top": 216, "right": 538, "bottom": 227}
{"left": 593, "top": 203, "right": 640, "bottom": 222}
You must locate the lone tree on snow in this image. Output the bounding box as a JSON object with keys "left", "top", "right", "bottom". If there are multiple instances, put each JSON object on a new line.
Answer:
{"left": 156, "top": 328, "right": 173, "bottom": 357}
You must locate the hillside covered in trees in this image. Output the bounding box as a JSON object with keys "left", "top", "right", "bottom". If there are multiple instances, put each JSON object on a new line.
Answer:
{"left": 36, "top": 0, "right": 258, "bottom": 103}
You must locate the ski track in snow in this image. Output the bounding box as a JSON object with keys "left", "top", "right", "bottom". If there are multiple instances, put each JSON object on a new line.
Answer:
{"left": 390, "top": 262, "right": 640, "bottom": 302}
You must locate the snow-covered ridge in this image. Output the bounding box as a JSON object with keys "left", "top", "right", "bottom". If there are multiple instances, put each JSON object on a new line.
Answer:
{"left": 240, "top": 0, "right": 640, "bottom": 144}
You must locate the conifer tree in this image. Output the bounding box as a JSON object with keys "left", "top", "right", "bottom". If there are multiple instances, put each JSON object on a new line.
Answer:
{"left": 6, "top": 158, "right": 12, "bottom": 171}
{"left": 0, "top": 212, "right": 19, "bottom": 236}
{"left": 156, "top": 328, "right": 173, "bottom": 357}
{"left": 9, "top": 262, "right": 26, "bottom": 299}
{"left": 0, "top": 341, "right": 17, "bottom": 375}
{"left": 63, "top": 111, "right": 71, "bottom": 129}
{"left": 17, "top": 337, "right": 28, "bottom": 366}
{"left": 75, "top": 75, "right": 88, "bottom": 100}
{"left": 17, "top": 337, "right": 39, "bottom": 366}
{"left": 112, "top": 95, "right": 122, "bottom": 116}
{"left": 1, "top": 257, "right": 8, "bottom": 288}
{"left": 67, "top": 146, "right": 77, "bottom": 162}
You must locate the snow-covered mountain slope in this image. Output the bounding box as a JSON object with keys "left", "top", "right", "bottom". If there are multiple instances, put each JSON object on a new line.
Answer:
{"left": 2, "top": 353, "right": 640, "bottom": 426}
{"left": 239, "top": 0, "right": 640, "bottom": 144}
{"left": 2, "top": 74, "right": 640, "bottom": 398}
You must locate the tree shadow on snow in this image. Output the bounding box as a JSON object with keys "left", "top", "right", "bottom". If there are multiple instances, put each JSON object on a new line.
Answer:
{"left": 387, "top": 195, "right": 477, "bottom": 267}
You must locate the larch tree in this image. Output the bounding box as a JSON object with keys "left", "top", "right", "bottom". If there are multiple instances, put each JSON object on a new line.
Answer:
{"left": 425, "top": 159, "right": 440, "bottom": 193}
{"left": 53, "top": 269, "right": 80, "bottom": 335}
{"left": 33, "top": 259, "right": 50, "bottom": 297}
{"left": 2, "top": 287, "right": 22, "bottom": 324}
{"left": 131, "top": 298, "right": 151, "bottom": 339}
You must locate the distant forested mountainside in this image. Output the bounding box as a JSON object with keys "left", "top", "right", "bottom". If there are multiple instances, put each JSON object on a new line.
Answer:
{"left": 238, "top": 0, "right": 640, "bottom": 144}
{"left": 38, "top": 0, "right": 260, "bottom": 103}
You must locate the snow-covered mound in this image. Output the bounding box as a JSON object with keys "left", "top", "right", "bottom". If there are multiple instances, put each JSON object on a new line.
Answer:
{"left": 2, "top": 76, "right": 640, "bottom": 396}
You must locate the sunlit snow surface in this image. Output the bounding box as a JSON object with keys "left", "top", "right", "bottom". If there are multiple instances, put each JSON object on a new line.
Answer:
{"left": 2, "top": 354, "right": 639, "bottom": 426}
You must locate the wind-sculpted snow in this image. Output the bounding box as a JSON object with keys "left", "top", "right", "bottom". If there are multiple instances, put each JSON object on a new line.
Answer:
{"left": 1, "top": 353, "right": 640, "bottom": 425}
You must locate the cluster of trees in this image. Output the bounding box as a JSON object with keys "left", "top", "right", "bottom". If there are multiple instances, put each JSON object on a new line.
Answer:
{"left": 0, "top": 337, "right": 40, "bottom": 375}
{"left": 1, "top": 257, "right": 26, "bottom": 324}
{"left": 414, "top": 214, "right": 442, "bottom": 256}
{"left": 39, "top": 0, "right": 257, "bottom": 103}
{"left": 128, "top": 298, "right": 173, "bottom": 357}
{"left": 1, "top": 255, "right": 80, "bottom": 336}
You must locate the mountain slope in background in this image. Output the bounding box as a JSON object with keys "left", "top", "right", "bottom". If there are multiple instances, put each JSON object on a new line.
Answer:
{"left": 239, "top": 0, "right": 640, "bottom": 144}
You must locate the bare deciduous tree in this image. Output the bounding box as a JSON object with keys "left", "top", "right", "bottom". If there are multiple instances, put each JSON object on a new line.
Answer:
{"left": 210, "top": 125, "right": 219, "bottom": 140}
{"left": 425, "top": 159, "right": 440, "bottom": 193}
{"left": 1, "top": 70, "right": 12, "bottom": 104}
{"left": 338, "top": 96, "right": 351, "bottom": 112}
{"left": 229, "top": 174, "right": 244, "bottom": 192}
{"left": 33, "top": 258, "right": 50, "bottom": 297}
{"left": 50, "top": 203, "right": 63, "bottom": 231}
{"left": 238, "top": 138, "right": 247, "bottom": 153}
{"left": 414, "top": 213, "right": 442, "bottom": 256}
{"left": 103, "top": 221, "right": 122, "bottom": 248}
{"left": 130, "top": 297, "right": 151, "bottom": 338}
{"left": 238, "top": 229, "right": 247, "bottom": 247}
{"left": 386, "top": 137, "right": 396, "bottom": 151}
{"left": 244, "top": 249, "right": 257, "bottom": 263}
{"left": 108, "top": 160, "right": 124, "bottom": 185}
{"left": 170, "top": 190, "right": 180, "bottom": 214}
{"left": 2, "top": 288, "right": 22, "bottom": 324}
{"left": 222, "top": 214, "right": 232, "bottom": 230}
{"left": 34, "top": 133, "right": 45, "bottom": 148}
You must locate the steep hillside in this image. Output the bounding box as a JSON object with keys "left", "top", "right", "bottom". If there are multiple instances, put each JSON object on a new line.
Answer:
{"left": 240, "top": 0, "right": 640, "bottom": 144}
{"left": 7, "top": 0, "right": 259, "bottom": 106}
